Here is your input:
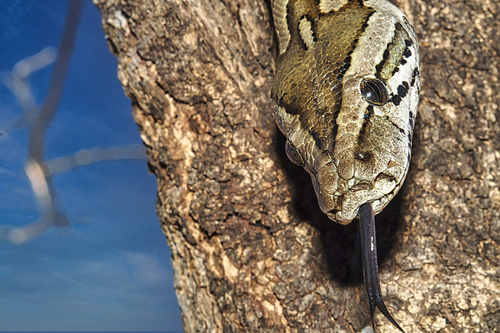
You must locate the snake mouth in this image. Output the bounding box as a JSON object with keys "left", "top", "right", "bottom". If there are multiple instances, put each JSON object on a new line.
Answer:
{"left": 315, "top": 170, "right": 400, "bottom": 224}
{"left": 349, "top": 182, "right": 372, "bottom": 192}
{"left": 327, "top": 209, "right": 351, "bottom": 225}
{"left": 326, "top": 210, "right": 338, "bottom": 221}
{"left": 375, "top": 172, "right": 396, "bottom": 183}
{"left": 348, "top": 173, "right": 396, "bottom": 193}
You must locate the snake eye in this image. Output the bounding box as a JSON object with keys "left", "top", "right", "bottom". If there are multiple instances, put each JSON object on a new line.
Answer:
{"left": 285, "top": 140, "right": 304, "bottom": 166}
{"left": 360, "top": 78, "right": 389, "bottom": 106}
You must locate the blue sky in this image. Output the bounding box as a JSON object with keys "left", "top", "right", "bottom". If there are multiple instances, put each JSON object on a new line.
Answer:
{"left": 0, "top": 0, "right": 182, "bottom": 331}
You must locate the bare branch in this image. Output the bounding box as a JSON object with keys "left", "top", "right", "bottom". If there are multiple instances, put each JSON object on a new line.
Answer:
{"left": 1, "top": 0, "right": 146, "bottom": 244}
{"left": 1, "top": 47, "right": 57, "bottom": 129}
{"left": 0, "top": 213, "right": 68, "bottom": 245}
{"left": 42, "top": 146, "right": 147, "bottom": 177}
{"left": 28, "top": 0, "right": 84, "bottom": 161}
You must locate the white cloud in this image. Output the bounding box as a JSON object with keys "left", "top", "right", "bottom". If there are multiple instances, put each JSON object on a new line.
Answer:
{"left": 125, "top": 252, "right": 171, "bottom": 289}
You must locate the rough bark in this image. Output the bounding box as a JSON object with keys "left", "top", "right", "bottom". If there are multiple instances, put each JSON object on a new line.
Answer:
{"left": 94, "top": 0, "right": 500, "bottom": 332}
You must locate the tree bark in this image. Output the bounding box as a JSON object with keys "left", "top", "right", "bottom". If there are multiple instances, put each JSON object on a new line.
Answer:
{"left": 94, "top": 0, "right": 500, "bottom": 332}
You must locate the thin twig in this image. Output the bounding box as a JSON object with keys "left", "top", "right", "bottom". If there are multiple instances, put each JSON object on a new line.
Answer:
{"left": 1, "top": 0, "right": 147, "bottom": 244}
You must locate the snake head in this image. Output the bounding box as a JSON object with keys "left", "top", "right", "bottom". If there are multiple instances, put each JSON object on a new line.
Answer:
{"left": 271, "top": 1, "right": 420, "bottom": 224}
{"left": 279, "top": 65, "right": 419, "bottom": 223}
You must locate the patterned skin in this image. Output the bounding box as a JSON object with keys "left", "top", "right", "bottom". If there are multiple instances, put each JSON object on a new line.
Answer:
{"left": 271, "top": 0, "right": 420, "bottom": 331}
{"left": 271, "top": 0, "right": 420, "bottom": 223}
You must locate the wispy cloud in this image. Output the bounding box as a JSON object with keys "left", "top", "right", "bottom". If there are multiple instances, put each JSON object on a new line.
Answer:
{"left": 0, "top": 0, "right": 30, "bottom": 39}
{"left": 0, "top": 241, "right": 175, "bottom": 330}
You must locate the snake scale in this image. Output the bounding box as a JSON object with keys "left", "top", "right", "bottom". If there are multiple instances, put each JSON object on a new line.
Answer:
{"left": 270, "top": 0, "right": 420, "bottom": 331}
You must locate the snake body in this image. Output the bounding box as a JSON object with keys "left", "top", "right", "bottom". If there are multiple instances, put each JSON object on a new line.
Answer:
{"left": 270, "top": 0, "right": 420, "bottom": 331}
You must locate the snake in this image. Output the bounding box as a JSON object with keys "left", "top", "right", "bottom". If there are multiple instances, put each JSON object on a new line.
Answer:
{"left": 270, "top": 0, "right": 420, "bottom": 331}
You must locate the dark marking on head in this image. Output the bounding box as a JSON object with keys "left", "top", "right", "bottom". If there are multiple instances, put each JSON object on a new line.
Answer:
{"left": 403, "top": 16, "right": 412, "bottom": 30}
{"left": 309, "top": 122, "right": 329, "bottom": 150}
{"left": 285, "top": 2, "right": 294, "bottom": 53}
{"left": 344, "top": 54, "right": 352, "bottom": 67}
{"left": 411, "top": 67, "right": 420, "bottom": 86}
{"left": 357, "top": 105, "right": 374, "bottom": 145}
{"left": 397, "top": 81, "right": 409, "bottom": 99}
{"left": 403, "top": 47, "right": 412, "bottom": 58}
{"left": 339, "top": 56, "right": 351, "bottom": 80}
{"left": 390, "top": 119, "right": 405, "bottom": 134}
{"left": 407, "top": 131, "right": 413, "bottom": 151}
{"left": 343, "top": 58, "right": 352, "bottom": 71}
{"left": 365, "top": 105, "right": 374, "bottom": 117}
{"left": 276, "top": 93, "right": 301, "bottom": 116}
{"left": 392, "top": 95, "right": 402, "bottom": 106}
{"left": 382, "top": 49, "right": 389, "bottom": 61}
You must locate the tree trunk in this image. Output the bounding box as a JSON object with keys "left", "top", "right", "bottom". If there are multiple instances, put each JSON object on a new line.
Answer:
{"left": 94, "top": 0, "right": 500, "bottom": 331}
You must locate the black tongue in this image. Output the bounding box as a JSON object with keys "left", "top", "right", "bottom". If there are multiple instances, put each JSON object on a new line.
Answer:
{"left": 358, "top": 202, "right": 405, "bottom": 333}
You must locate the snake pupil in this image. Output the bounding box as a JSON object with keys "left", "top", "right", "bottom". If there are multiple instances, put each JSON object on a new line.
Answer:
{"left": 360, "top": 78, "right": 389, "bottom": 106}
